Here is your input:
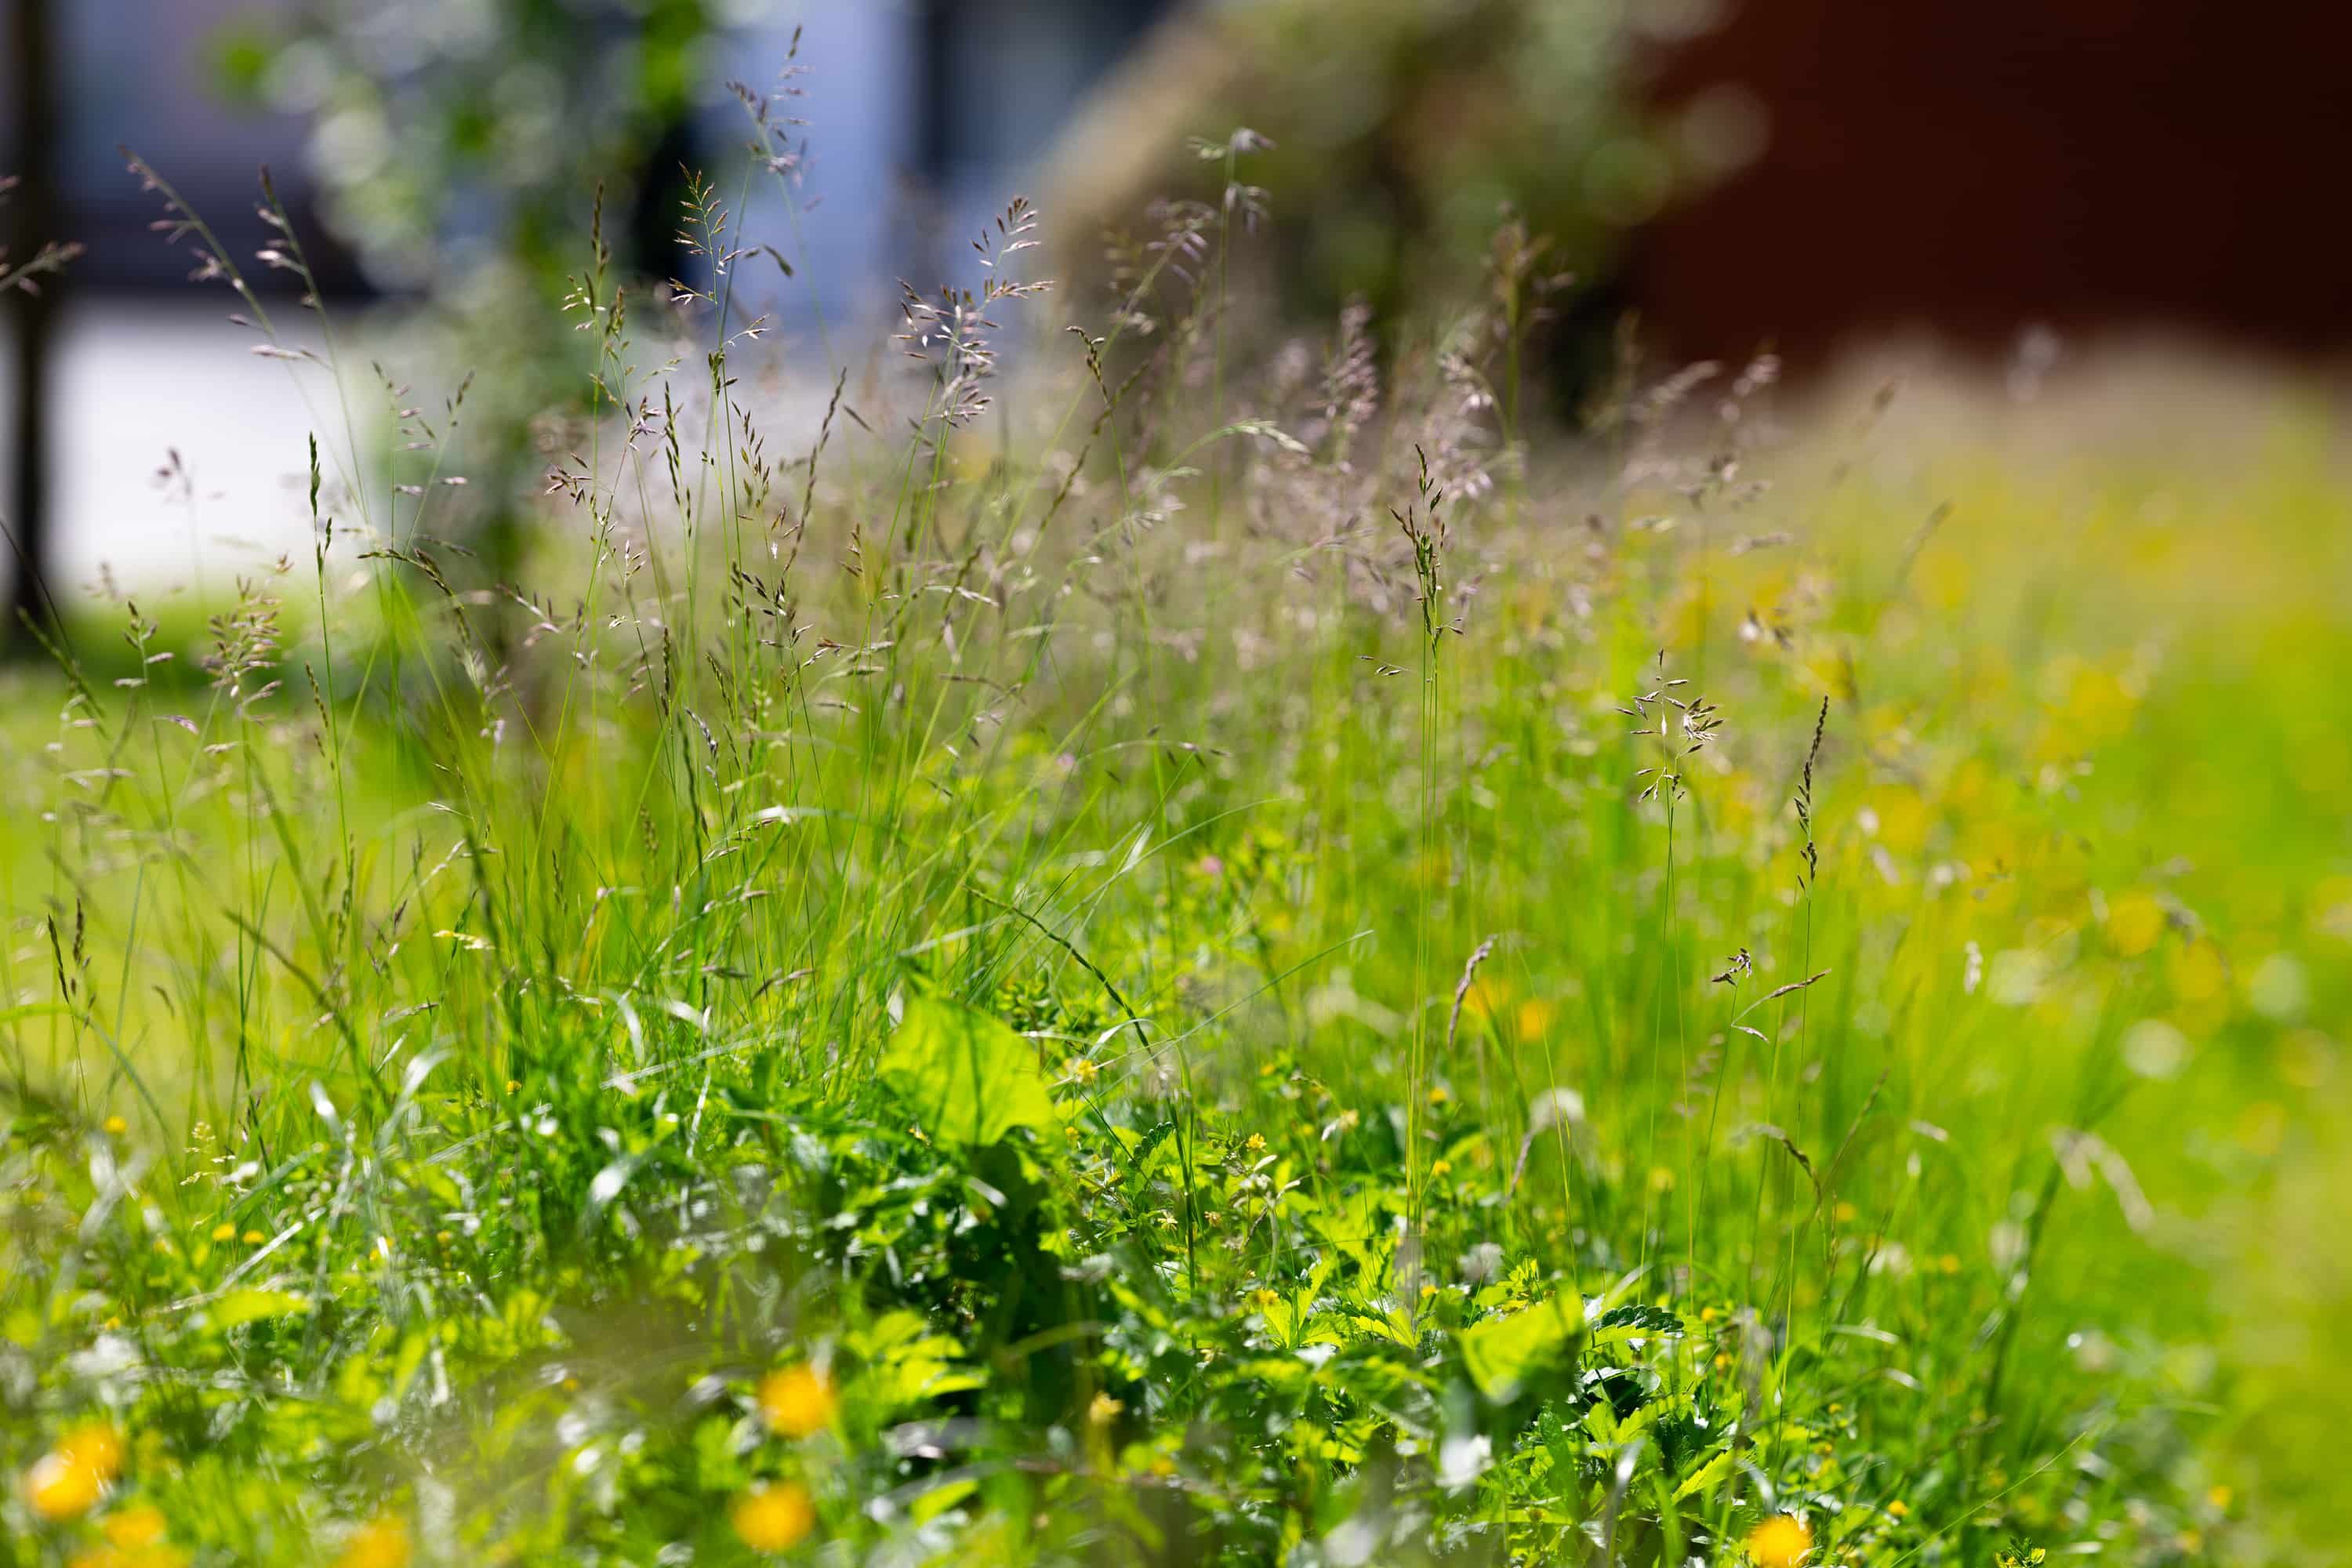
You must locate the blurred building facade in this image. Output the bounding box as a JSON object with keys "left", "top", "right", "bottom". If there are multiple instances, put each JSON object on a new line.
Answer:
{"left": 1628, "top": 0, "right": 2352, "bottom": 365}
{"left": 9, "top": 0, "right": 2352, "bottom": 616}
{"left": 0, "top": 0, "right": 1171, "bottom": 614}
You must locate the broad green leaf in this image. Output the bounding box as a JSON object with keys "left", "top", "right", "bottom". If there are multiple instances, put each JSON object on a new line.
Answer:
{"left": 910, "top": 1478, "right": 981, "bottom": 1526}
{"left": 881, "top": 995, "right": 1058, "bottom": 1148}
{"left": 1460, "top": 1294, "right": 1581, "bottom": 1400}
{"left": 212, "top": 1289, "right": 310, "bottom": 1330}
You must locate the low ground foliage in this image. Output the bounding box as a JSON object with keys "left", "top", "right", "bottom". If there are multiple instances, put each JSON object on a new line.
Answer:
{"left": 2, "top": 126, "right": 2347, "bottom": 1567}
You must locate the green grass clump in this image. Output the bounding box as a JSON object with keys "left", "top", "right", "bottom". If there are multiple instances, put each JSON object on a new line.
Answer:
{"left": 1, "top": 135, "right": 2348, "bottom": 1568}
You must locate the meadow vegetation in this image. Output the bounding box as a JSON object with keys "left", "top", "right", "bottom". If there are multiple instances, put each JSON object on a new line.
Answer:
{"left": 1, "top": 103, "right": 2348, "bottom": 1568}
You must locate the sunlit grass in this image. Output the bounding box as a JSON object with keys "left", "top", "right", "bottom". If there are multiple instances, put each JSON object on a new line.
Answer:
{"left": 1, "top": 151, "right": 2347, "bottom": 1566}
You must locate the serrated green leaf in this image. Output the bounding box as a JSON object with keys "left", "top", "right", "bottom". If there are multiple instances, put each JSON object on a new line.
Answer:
{"left": 1672, "top": 1445, "right": 1736, "bottom": 1501}
{"left": 1591, "top": 1303, "right": 1685, "bottom": 1346}
{"left": 881, "top": 994, "right": 1058, "bottom": 1148}
{"left": 1460, "top": 1294, "right": 1581, "bottom": 1400}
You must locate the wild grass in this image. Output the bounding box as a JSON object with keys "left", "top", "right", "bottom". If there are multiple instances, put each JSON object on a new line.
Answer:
{"left": 1, "top": 92, "right": 2349, "bottom": 1568}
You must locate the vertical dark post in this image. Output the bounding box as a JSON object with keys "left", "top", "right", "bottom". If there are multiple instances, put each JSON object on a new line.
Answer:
{"left": 912, "top": 0, "right": 955, "bottom": 191}
{"left": 5, "top": 0, "right": 64, "bottom": 637}
{"left": 906, "top": 0, "right": 956, "bottom": 286}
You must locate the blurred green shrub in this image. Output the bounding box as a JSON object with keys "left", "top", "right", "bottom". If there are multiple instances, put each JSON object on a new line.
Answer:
{"left": 220, "top": 0, "right": 747, "bottom": 587}
{"left": 1046, "top": 0, "right": 1719, "bottom": 394}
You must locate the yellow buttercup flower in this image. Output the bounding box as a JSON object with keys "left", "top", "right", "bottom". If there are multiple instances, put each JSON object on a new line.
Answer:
{"left": 60, "top": 1423, "right": 123, "bottom": 1481}
{"left": 2106, "top": 889, "right": 2166, "bottom": 956}
{"left": 103, "top": 1116, "right": 129, "bottom": 1137}
{"left": 1749, "top": 1513, "right": 1813, "bottom": 1568}
{"left": 25, "top": 1450, "right": 103, "bottom": 1521}
{"left": 103, "top": 1504, "right": 170, "bottom": 1544}
{"left": 731, "top": 1482, "right": 815, "bottom": 1553}
{"left": 69, "top": 1502, "right": 190, "bottom": 1568}
{"left": 757, "top": 1364, "right": 837, "bottom": 1439}
{"left": 25, "top": 1421, "right": 124, "bottom": 1520}
{"left": 335, "top": 1515, "right": 412, "bottom": 1568}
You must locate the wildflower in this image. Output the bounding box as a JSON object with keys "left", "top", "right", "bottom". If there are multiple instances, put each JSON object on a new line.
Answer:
{"left": 24, "top": 1421, "right": 122, "bottom": 1520}
{"left": 2106, "top": 889, "right": 2166, "bottom": 956}
{"left": 1243, "top": 1133, "right": 1267, "bottom": 1155}
{"left": 1430, "top": 1158, "right": 1453, "bottom": 1178}
{"left": 1748, "top": 1513, "right": 1813, "bottom": 1568}
{"left": 241, "top": 1230, "right": 265, "bottom": 1245}
{"left": 1887, "top": 1501, "right": 1909, "bottom": 1519}
{"left": 210, "top": 1223, "right": 236, "bottom": 1243}
{"left": 1426, "top": 1085, "right": 1451, "bottom": 1106}
{"left": 70, "top": 1503, "right": 190, "bottom": 1568}
{"left": 757, "top": 1364, "right": 836, "bottom": 1439}
{"left": 731, "top": 1482, "right": 815, "bottom": 1554}
{"left": 336, "top": 1515, "right": 412, "bottom": 1568}
{"left": 103, "top": 1116, "right": 129, "bottom": 1137}
{"left": 1087, "top": 1391, "right": 1125, "bottom": 1425}
{"left": 1064, "top": 1055, "right": 1100, "bottom": 1087}
{"left": 24, "top": 1453, "right": 103, "bottom": 1522}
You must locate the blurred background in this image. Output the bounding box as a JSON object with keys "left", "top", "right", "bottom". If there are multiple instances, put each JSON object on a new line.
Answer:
{"left": 4, "top": 0, "right": 2352, "bottom": 630}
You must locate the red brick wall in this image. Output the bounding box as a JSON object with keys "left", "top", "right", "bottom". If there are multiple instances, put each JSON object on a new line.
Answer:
{"left": 1629, "top": 0, "right": 2352, "bottom": 365}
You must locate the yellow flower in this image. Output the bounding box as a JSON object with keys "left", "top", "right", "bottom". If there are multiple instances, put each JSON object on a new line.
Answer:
{"left": 210, "top": 1224, "right": 237, "bottom": 1243}
{"left": 24, "top": 1420, "right": 121, "bottom": 1520}
{"left": 24, "top": 1453, "right": 103, "bottom": 1521}
{"left": 1087, "top": 1391, "right": 1125, "bottom": 1425}
{"left": 103, "top": 1504, "right": 169, "bottom": 1545}
{"left": 731, "top": 1482, "right": 815, "bottom": 1554}
{"left": 1243, "top": 1133, "right": 1267, "bottom": 1155}
{"left": 1748, "top": 1514, "right": 1813, "bottom": 1568}
{"left": 70, "top": 1502, "right": 190, "bottom": 1568}
{"left": 1887, "top": 1500, "right": 1908, "bottom": 1519}
{"left": 61, "top": 1423, "right": 123, "bottom": 1482}
{"left": 1426, "top": 1085, "right": 1451, "bottom": 1106}
{"left": 335, "top": 1515, "right": 412, "bottom": 1568}
{"left": 2106, "top": 889, "right": 2167, "bottom": 956}
{"left": 757, "top": 1364, "right": 837, "bottom": 1439}
{"left": 1513, "top": 998, "right": 1556, "bottom": 1044}
{"left": 103, "top": 1116, "right": 129, "bottom": 1137}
